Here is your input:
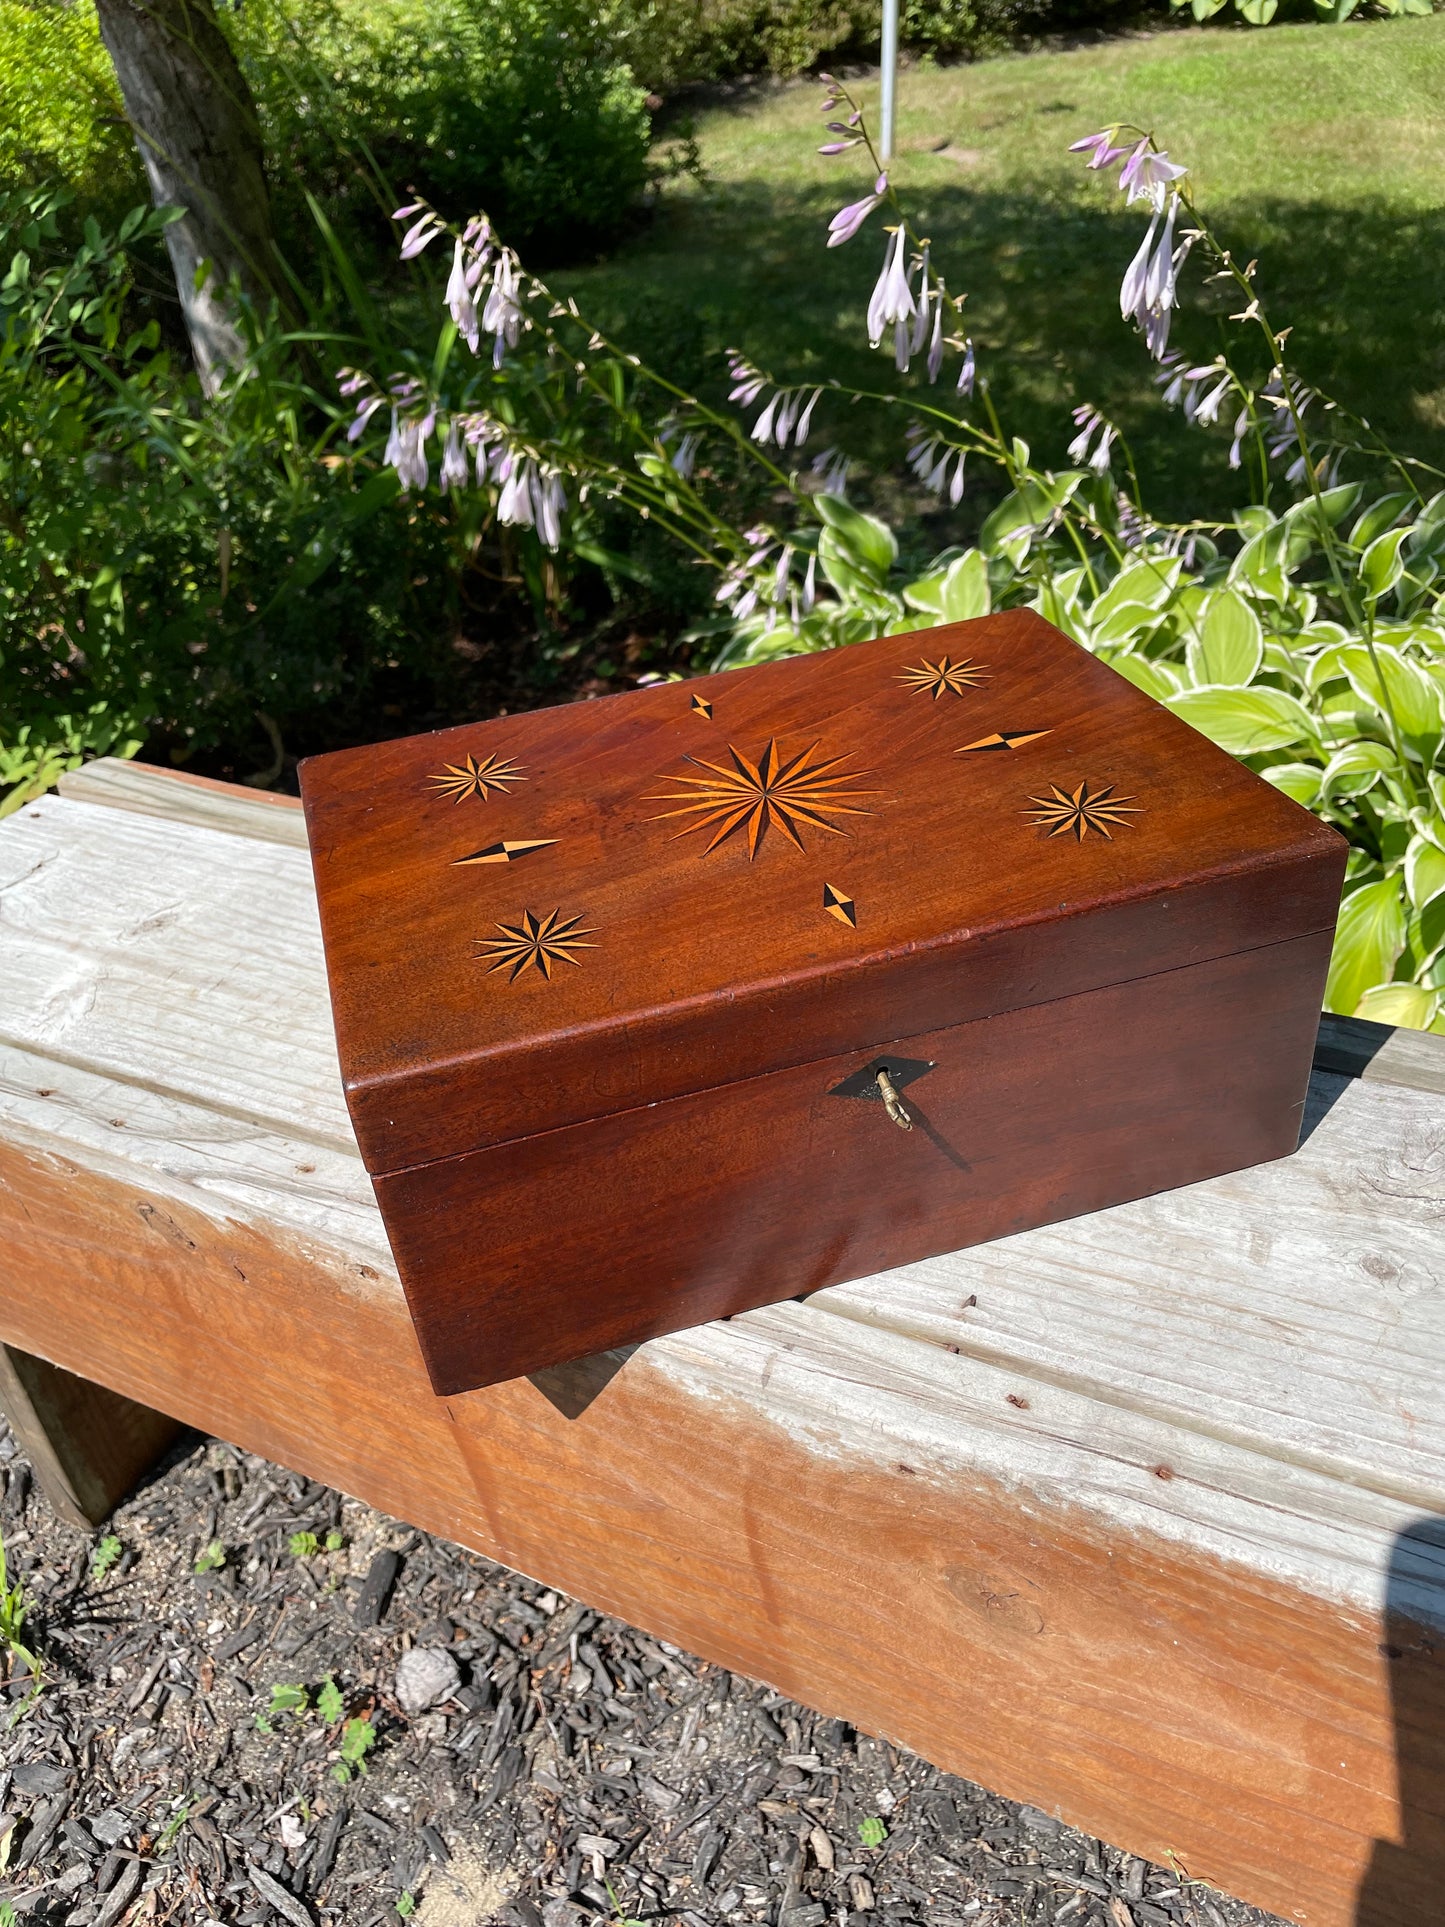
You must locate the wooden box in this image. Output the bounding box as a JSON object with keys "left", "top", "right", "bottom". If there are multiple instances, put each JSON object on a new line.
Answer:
{"left": 299, "top": 611, "right": 1346, "bottom": 1396}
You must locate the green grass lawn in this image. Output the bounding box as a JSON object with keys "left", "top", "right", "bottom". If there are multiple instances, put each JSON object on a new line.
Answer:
{"left": 561, "top": 17, "right": 1445, "bottom": 521}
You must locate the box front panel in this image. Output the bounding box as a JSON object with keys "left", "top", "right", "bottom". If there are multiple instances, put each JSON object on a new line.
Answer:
{"left": 376, "top": 932, "right": 1333, "bottom": 1395}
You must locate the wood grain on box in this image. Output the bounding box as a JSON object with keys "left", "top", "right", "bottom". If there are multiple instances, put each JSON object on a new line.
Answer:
{"left": 299, "top": 613, "right": 1346, "bottom": 1390}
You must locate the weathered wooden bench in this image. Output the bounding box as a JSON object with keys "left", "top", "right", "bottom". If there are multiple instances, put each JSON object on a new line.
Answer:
{"left": 2, "top": 760, "right": 1443, "bottom": 1927}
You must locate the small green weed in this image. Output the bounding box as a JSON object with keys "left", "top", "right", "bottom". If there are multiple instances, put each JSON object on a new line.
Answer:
{"left": 317, "top": 1675, "right": 345, "bottom": 1725}
{"left": 193, "top": 1541, "right": 226, "bottom": 1574}
{"left": 1, "top": 1897, "right": 17, "bottom": 1927}
{"left": 857, "top": 1816, "right": 887, "bottom": 1848}
{"left": 395, "top": 1894, "right": 416, "bottom": 1920}
{"left": 0, "top": 1528, "right": 41, "bottom": 1710}
{"left": 290, "top": 1528, "right": 344, "bottom": 1557}
{"left": 601, "top": 1876, "right": 645, "bottom": 1927}
{"left": 331, "top": 1714, "right": 377, "bottom": 1784}
{"left": 269, "top": 1682, "right": 310, "bottom": 1717}
{"left": 155, "top": 1799, "right": 192, "bottom": 1855}
{"left": 90, "top": 1535, "right": 123, "bottom": 1582}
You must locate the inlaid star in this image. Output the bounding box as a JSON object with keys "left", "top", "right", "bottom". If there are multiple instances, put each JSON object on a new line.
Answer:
{"left": 897, "top": 655, "right": 989, "bottom": 700}
{"left": 646, "top": 738, "right": 876, "bottom": 860}
{"left": 476, "top": 908, "right": 595, "bottom": 982}
{"left": 428, "top": 752, "right": 527, "bottom": 803}
{"left": 1026, "top": 780, "right": 1141, "bottom": 842}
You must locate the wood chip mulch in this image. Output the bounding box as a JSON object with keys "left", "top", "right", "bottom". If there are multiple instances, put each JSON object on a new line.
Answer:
{"left": 0, "top": 1422, "right": 1289, "bottom": 1927}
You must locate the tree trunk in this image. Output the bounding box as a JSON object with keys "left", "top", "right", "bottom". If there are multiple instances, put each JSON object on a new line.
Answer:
{"left": 95, "top": 0, "right": 280, "bottom": 393}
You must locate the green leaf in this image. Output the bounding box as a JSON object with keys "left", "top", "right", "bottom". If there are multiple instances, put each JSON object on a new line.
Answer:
{"left": 1104, "top": 655, "right": 1182, "bottom": 701}
{"left": 194, "top": 1541, "right": 226, "bottom": 1574}
{"left": 1186, "top": 592, "right": 1263, "bottom": 688}
{"left": 1353, "top": 983, "right": 1438, "bottom": 1029}
{"left": 858, "top": 1817, "right": 888, "bottom": 1848}
{"left": 1359, "top": 527, "right": 1410, "bottom": 603}
{"left": 1165, "top": 686, "right": 1317, "bottom": 754}
{"left": 1326, "top": 875, "right": 1408, "bottom": 1016}
{"left": 269, "top": 1682, "right": 310, "bottom": 1716}
{"left": 1260, "top": 763, "right": 1322, "bottom": 806}
{"left": 340, "top": 1715, "right": 377, "bottom": 1765}
{"left": 1405, "top": 831, "right": 1445, "bottom": 911}
{"left": 90, "top": 1535, "right": 122, "bottom": 1582}
{"left": 1336, "top": 645, "right": 1443, "bottom": 756}
{"left": 289, "top": 1531, "right": 321, "bottom": 1558}
{"left": 317, "top": 1677, "right": 346, "bottom": 1726}
{"left": 1319, "top": 739, "right": 1399, "bottom": 801}
{"left": 1089, "top": 558, "right": 1181, "bottom": 628}
{"left": 903, "top": 549, "right": 990, "bottom": 624}
{"left": 815, "top": 496, "right": 896, "bottom": 584}
{"left": 1350, "top": 492, "right": 1413, "bottom": 551}
{"left": 1236, "top": 0, "right": 1277, "bottom": 19}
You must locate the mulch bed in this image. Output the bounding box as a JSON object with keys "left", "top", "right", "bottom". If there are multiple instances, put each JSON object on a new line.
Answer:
{"left": 0, "top": 1420, "right": 1287, "bottom": 1927}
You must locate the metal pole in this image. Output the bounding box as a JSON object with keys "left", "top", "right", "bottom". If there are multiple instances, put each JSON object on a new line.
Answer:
{"left": 879, "top": 0, "right": 899, "bottom": 161}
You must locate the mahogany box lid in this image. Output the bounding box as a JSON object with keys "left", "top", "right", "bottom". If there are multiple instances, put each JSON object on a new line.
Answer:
{"left": 299, "top": 611, "right": 1345, "bottom": 1178}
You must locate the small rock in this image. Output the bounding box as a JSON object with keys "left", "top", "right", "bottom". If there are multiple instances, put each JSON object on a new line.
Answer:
{"left": 394, "top": 1645, "right": 461, "bottom": 1716}
{"left": 55, "top": 1864, "right": 91, "bottom": 1899}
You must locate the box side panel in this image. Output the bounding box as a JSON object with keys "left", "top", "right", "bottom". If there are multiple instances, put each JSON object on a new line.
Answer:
{"left": 347, "top": 838, "right": 1346, "bottom": 1173}
{"left": 376, "top": 929, "right": 1334, "bottom": 1395}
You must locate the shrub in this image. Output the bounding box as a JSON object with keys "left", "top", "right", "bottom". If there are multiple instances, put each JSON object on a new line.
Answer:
{"left": 229, "top": 0, "right": 654, "bottom": 262}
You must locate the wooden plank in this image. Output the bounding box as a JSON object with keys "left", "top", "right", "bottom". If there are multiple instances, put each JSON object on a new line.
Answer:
{"left": 0, "top": 1345, "right": 181, "bottom": 1530}
{"left": 1315, "top": 1010, "right": 1445, "bottom": 1096}
{"left": 1, "top": 785, "right": 1444, "bottom": 1923}
{"left": 56, "top": 756, "right": 308, "bottom": 846}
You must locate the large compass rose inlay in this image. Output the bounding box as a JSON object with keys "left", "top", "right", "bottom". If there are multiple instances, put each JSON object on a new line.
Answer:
{"left": 647, "top": 738, "right": 876, "bottom": 860}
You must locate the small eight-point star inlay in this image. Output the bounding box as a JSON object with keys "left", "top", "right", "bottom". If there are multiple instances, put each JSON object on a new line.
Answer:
{"left": 898, "top": 655, "right": 989, "bottom": 700}
{"left": 476, "top": 908, "right": 595, "bottom": 982}
{"left": 1026, "top": 781, "right": 1141, "bottom": 842}
{"left": 428, "top": 752, "right": 527, "bottom": 803}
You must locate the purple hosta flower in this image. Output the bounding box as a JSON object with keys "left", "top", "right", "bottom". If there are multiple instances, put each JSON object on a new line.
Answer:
{"left": 752, "top": 385, "right": 823, "bottom": 449}
{"left": 389, "top": 373, "right": 424, "bottom": 407}
{"left": 1156, "top": 355, "right": 1232, "bottom": 427}
{"left": 1119, "top": 194, "right": 1188, "bottom": 363}
{"left": 482, "top": 250, "right": 524, "bottom": 368}
{"left": 1067, "top": 406, "right": 1116, "bottom": 474}
{"left": 385, "top": 408, "right": 434, "bottom": 491}
{"left": 497, "top": 456, "right": 567, "bottom": 550}
{"left": 802, "top": 550, "right": 818, "bottom": 612}
{"left": 666, "top": 430, "right": 701, "bottom": 478}
{"left": 446, "top": 240, "right": 481, "bottom": 354}
{"left": 867, "top": 227, "right": 916, "bottom": 359}
{"left": 726, "top": 352, "right": 768, "bottom": 408}
{"left": 956, "top": 338, "right": 976, "bottom": 398}
{"left": 819, "top": 135, "right": 864, "bottom": 154}
{"left": 397, "top": 208, "right": 445, "bottom": 260}
{"left": 1116, "top": 491, "right": 1150, "bottom": 552}
{"left": 1069, "top": 129, "right": 1129, "bottom": 173}
{"left": 827, "top": 175, "right": 887, "bottom": 249}
{"left": 346, "top": 392, "right": 386, "bottom": 444}
{"left": 810, "top": 446, "right": 851, "bottom": 496}
{"left": 905, "top": 425, "right": 967, "bottom": 505}
{"left": 1118, "top": 140, "right": 1187, "bottom": 212}
{"left": 439, "top": 419, "right": 469, "bottom": 490}
{"left": 1229, "top": 407, "right": 1250, "bottom": 471}
{"left": 337, "top": 366, "right": 368, "bottom": 398}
